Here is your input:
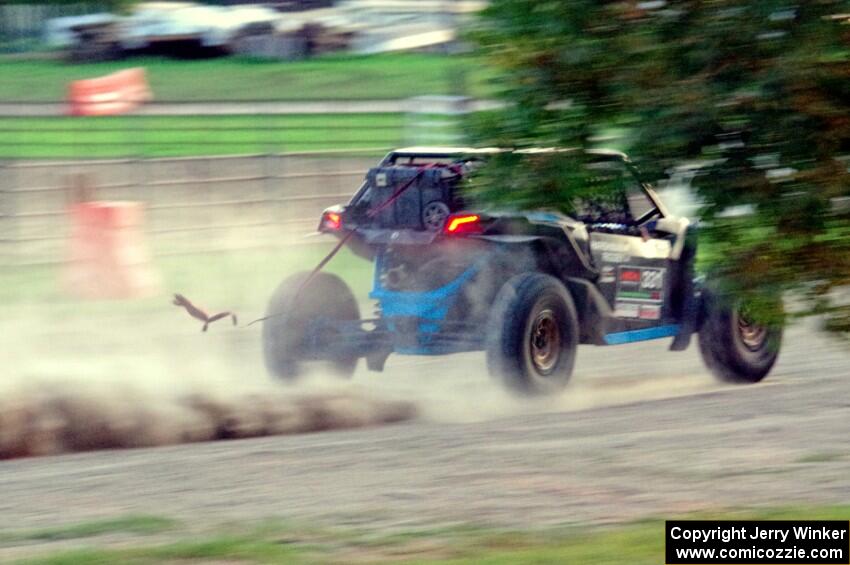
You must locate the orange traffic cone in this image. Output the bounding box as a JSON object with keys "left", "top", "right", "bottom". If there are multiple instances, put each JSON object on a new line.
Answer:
{"left": 63, "top": 201, "right": 160, "bottom": 299}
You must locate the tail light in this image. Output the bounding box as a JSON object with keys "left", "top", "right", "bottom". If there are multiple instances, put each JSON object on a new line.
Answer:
{"left": 444, "top": 213, "right": 483, "bottom": 235}
{"left": 319, "top": 208, "right": 343, "bottom": 232}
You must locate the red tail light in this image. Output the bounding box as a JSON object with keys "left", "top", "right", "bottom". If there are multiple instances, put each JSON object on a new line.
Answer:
{"left": 321, "top": 210, "right": 342, "bottom": 231}
{"left": 444, "top": 213, "right": 482, "bottom": 235}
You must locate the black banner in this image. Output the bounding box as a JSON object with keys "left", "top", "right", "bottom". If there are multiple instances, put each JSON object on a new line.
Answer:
{"left": 666, "top": 520, "right": 849, "bottom": 564}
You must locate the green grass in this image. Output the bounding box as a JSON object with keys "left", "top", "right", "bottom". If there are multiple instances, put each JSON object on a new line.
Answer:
{"left": 0, "top": 113, "right": 406, "bottom": 158}
{"left": 795, "top": 451, "right": 846, "bottom": 464}
{"left": 11, "top": 506, "right": 850, "bottom": 564}
{"left": 0, "top": 53, "right": 488, "bottom": 158}
{"left": 0, "top": 54, "right": 493, "bottom": 102}
{"left": 13, "top": 537, "right": 302, "bottom": 565}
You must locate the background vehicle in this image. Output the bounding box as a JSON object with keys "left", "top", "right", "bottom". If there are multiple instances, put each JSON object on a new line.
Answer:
{"left": 263, "top": 147, "right": 783, "bottom": 394}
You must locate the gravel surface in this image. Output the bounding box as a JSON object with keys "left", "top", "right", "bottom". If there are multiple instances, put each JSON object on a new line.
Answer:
{"left": 1, "top": 320, "right": 848, "bottom": 534}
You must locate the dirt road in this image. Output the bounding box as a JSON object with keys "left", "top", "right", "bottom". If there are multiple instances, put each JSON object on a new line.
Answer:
{"left": 1, "top": 320, "right": 848, "bottom": 533}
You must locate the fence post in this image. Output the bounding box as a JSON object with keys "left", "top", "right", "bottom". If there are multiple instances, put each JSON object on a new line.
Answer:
{"left": 273, "top": 150, "right": 288, "bottom": 243}
{"left": 404, "top": 95, "right": 470, "bottom": 146}
{"left": 0, "top": 160, "right": 10, "bottom": 268}
{"left": 274, "top": 117, "right": 286, "bottom": 242}
{"left": 261, "top": 116, "right": 277, "bottom": 247}
{"left": 263, "top": 150, "right": 275, "bottom": 246}
{"left": 134, "top": 113, "right": 152, "bottom": 242}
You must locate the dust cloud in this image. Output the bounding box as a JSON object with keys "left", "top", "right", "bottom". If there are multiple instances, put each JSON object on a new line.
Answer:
{"left": 359, "top": 351, "right": 721, "bottom": 424}
{"left": 0, "top": 378, "right": 415, "bottom": 460}
{"left": 2, "top": 215, "right": 718, "bottom": 461}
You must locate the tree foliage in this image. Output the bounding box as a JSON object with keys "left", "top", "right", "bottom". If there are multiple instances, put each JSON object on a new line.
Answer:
{"left": 468, "top": 0, "right": 850, "bottom": 332}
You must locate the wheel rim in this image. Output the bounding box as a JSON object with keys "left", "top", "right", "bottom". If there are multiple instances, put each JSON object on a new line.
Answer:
{"left": 422, "top": 201, "right": 451, "bottom": 231}
{"left": 736, "top": 311, "right": 767, "bottom": 351}
{"left": 529, "top": 309, "right": 561, "bottom": 375}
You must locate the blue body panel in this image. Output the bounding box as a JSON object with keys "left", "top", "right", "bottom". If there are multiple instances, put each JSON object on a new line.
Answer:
{"left": 369, "top": 252, "right": 485, "bottom": 355}
{"left": 603, "top": 324, "right": 681, "bottom": 345}
{"left": 367, "top": 247, "right": 681, "bottom": 354}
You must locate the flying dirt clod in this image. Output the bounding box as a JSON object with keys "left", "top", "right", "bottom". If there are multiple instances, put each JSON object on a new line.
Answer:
{"left": 172, "top": 293, "right": 237, "bottom": 332}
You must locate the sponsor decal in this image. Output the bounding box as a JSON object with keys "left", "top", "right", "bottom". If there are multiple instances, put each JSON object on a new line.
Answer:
{"left": 639, "top": 304, "right": 661, "bottom": 320}
{"left": 620, "top": 268, "right": 641, "bottom": 283}
{"left": 641, "top": 268, "right": 664, "bottom": 290}
{"left": 593, "top": 239, "right": 631, "bottom": 253}
{"left": 592, "top": 234, "right": 671, "bottom": 259}
{"left": 616, "top": 265, "right": 665, "bottom": 303}
{"left": 614, "top": 301, "right": 640, "bottom": 318}
{"left": 602, "top": 251, "right": 628, "bottom": 263}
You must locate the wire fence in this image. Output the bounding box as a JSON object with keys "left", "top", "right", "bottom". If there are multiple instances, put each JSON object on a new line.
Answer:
{"left": 0, "top": 99, "right": 470, "bottom": 265}
{"left": 0, "top": 150, "right": 385, "bottom": 266}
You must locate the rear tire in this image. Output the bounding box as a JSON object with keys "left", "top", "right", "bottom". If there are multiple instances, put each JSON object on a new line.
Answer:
{"left": 486, "top": 273, "right": 579, "bottom": 395}
{"left": 698, "top": 293, "right": 782, "bottom": 384}
{"left": 263, "top": 271, "right": 360, "bottom": 380}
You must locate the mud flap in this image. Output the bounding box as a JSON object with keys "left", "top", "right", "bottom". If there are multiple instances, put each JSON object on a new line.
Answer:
{"left": 669, "top": 292, "right": 698, "bottom": 351}
{"left": 366, "top": 350, "right": 392, "bottom": 372}
{"left": 669, "top": 226, "right": 699, "bottom": 351}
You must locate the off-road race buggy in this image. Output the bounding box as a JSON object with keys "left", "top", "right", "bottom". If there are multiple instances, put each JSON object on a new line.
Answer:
{"left": 263, "top": 147, "right": 782, "bottom": 395}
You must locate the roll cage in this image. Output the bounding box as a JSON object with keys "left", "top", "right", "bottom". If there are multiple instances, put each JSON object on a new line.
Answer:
{"left": 346, "top": 146, "right": 669, "bottom": 228}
